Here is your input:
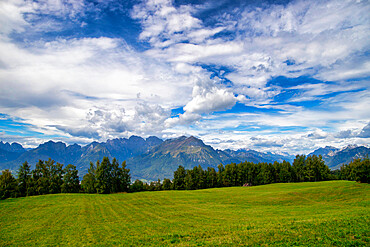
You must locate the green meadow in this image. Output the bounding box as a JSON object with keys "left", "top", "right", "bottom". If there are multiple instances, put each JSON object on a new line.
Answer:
{"left": 0, "top": 180, "right": 369, "bottom": 246}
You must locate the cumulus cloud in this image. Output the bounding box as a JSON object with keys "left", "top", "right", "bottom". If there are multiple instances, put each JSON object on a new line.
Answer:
{"left": 358, "top": 122, "right": 370, "bottom": 138}
{"left": 131, "top": 0, "right": 227, "bottom": 47}
{"left": 165, "top": 112, "right": 201, "bottom": 127}
{"left": 168, "top": 93, "right": 242, "bottom": 130}
{"left": 184, "top": 86, "right": 236, "bottom": 114}
{"left": 307, "top": 129, "right": 328, "bottom": 140}
{"left": 1, "top": 0, "right": 369, "bottom": 153}
{"left": 335, "top": 130, "right": 354, "bottom": 139}
{"left": 53, "top": 125, "right": 100, "bottom": 139}
{"left": 250, "top": 137, "right": 283, "bottom": 148}
{"left": 133, "top": 0, "right": 369, "bottom": 107}
{"left": 342, "top": 122, "right": 370, "bottom": 139}
{"left": 0, "top": 0, "right": 197, "bottom": 141}
{"left": 0, "top": 0, "right": 32, "bottom": 35}
{"left": 165, "top": 76, "right": 238, "bottom": 127}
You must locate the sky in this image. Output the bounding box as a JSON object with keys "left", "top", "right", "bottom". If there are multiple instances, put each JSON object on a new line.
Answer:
{"left": 0, "top": 0, "right": 369, "bottom": 154}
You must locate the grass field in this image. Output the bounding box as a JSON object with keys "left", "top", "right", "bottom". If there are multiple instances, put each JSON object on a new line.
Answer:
{"left": 0, "top": 181, "right": 369, "bottom": 246}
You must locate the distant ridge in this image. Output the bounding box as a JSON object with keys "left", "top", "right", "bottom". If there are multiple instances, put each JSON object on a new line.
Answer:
{"left": 308, "top": 145, "right": 370, "bottom": 169}
{"left": 0, "top": 137, "right": 368, "bottom": 180}
{"left": 309, "top": 146, "right": 339, "bottom": 157}
{"left": 127, "top": 136, "right": 229, "bottom": 180}
{"left": 0, "top": 141, "right": 25, "bottom": 153}
{"left": 223, "top": 149, "right": 295, "bottom": 165}
{"left": 0, "top": 141, "right": 26, "bottom": 164}
{"left": 126, "top": 136, "right": 298, "bottom": 180}
{"left": 0, "top": 136, "right": 163, "bottom": 174}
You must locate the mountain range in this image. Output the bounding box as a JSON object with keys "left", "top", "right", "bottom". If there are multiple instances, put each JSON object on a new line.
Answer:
{"left": 308, "top": 145, "right": 370, "bottom": 170}
{"left": 0, "top": 137, "right": 369, "bottom": 180}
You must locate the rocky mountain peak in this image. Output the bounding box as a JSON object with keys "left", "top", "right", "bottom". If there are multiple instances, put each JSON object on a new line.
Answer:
{"left": 39, "top": 140, "right": 67, "bottom": 150}
{"left": 183, "top": 136, "right": 205, "bottom": 147}
{"left": 0, "top": 141, "right": 25, "bottom": 153}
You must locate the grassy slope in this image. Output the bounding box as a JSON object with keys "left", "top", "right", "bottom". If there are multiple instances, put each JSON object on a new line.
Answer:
{"left": 0, "top": 181, "right": 369, "bottom": 246}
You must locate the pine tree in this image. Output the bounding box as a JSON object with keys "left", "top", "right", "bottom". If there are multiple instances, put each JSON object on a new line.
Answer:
{"left": 292, "top": 155, "right": 306, "bottom": 182}
{"left": 0, "top": 170, "right": 17, "bottom": 199}
{"left": 61, "top": 164, "right": 80, "bottom": 193}
{"left": 118, "top": 161, "right": 131, "bottom": 192}
{"left": 130, "top": 179, "right": 145, "bottom": 192}
{"left": 207, "top": 167, "right": 217, "bottom": 188}
{"left": 173, "top": 165, "right": 186, "bottom": 190}
{"left": 217, "top": 163, "right": 225, "bottom": 187}
{"left": 111, "top": 158, "right": 121, "bottom": 193}
{"left": 81, "top": 162, "right": 97, "bottom": 193}
{"left": 162, "top": 178, "right": 172, "bottom": 190}
{"left": 17, "top": 161, "right": 31, "bottom": 197}
{"left": 33, "top": 160, "right": 49, "bottom": 195}
{"left": 47, "top": 159, "right": 64, "bottom": 194}
{"left": 95, "top": 157, "right": 113, "bottom": 194}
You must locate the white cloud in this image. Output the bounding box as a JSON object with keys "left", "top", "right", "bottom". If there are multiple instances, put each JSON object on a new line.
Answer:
{"left": 165, "top": 84, "right": 237, "bottom": 127}
{"left": 35, "top": 0, "right": 85, "bottom": 18}
{"left": 307, "top": 129, "right": 329, "bottom": 140}
{"left": 0, "top": 1, "right": 199, "bottom": 142}
{"left": 131, "top": 0, "right": 202, "bottom": 47}
{"left": 184, "top": 86, "right": 236, "bottom": 114}
{"left": 0, "top": 0, "right": 369, "bottom": 154}
{"left": 0, "top": 34, "right": 195, "bottom": 140}
{"left": 358, "top": 122, "right": 370, "bottom": 138}
{"left": 133, "top": 0, "right": 369, "bottom": 108}
{"left": 165, "top": 112, "right": 201, "bottom": 127}
{"left": 287, "top": 81, "right": 367, "bottom": 102}
{"left": 0, "top": 0, "right": 32, "bottom": 35}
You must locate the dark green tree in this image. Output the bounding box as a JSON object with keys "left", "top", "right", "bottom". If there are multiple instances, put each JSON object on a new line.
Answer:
{"left": 0, "top": 170, "right": 17, "bottom": 199}
{"left": 191, "top": 166, "right": 200, "bottom": 189}
{"left": 236, "top": 162, "right": 247, "bottom": 186}
{"left": 292, "top": 155, "right": 306, "bottom": 182}
{"left": 224, "top": 163, "right": 238, "bottom": 186}
{"left": 184, "top": 169, "right": 195, "bottom": 190}
{"left": 162, "top": 178, "right": 172, "bottom": 190}
{"left": 355, "top": 157, "right": 370, "bottom": 183}
{"left": 17, "top": 161, "right": 31, "bottom": 197}
{"left": 118, "top": 160, "right": 131, "bottom": 192}
{"left": 130, "top": 179, "right": 145, "bottom": 192}
{"left": 207, "top": 167, "right": 217, "bottom": 188}
{"left": 111, "top": 158, "right": 121, "bottom": 193}
{"left": 147, "top": 181, "right": 155, "bottom": 191}
{"left": 82, "top": 158, "right": 130, "bottom": 194}
{"left": 305, "top": 155, "right": 328, "bottom": 182}
{"left": 47, "top": 159, "right": 64, "bottom": 194}
{"left": 61, "top": 164, "right": 80, "bottom": 193}
{"left": 198, "top": 165, "right": 207, "bottom": 189}
{"left": 340, "top": 157, "right": 370, "bottom": 183}
{"left": 173, "top": 165, "right": 186, "bottom": 190}
{"left": 279, "top": 161, "right": 292, "bottom": 183}
{"left": 217, "top": 163, "right": 225, "bottom": 187}
{"left": 257, "top": 163, "right": 274, "bottom": 185}
{"left": 155, "top": 179, "right": 162, "bottom": 191}
{"left": 244, "top": 162, "right": 258, "bottom": 185}
{"left": 95, "top": 157, "right": 113, "bottom": 194}
{"left": 32, "top": 160, "right": 50, "bottom": 195}
{"left": 316, "top": 155, "right": 330, "bottom": 181}
{"left": 81, "top": 162, "right": 97, "bottom": 193}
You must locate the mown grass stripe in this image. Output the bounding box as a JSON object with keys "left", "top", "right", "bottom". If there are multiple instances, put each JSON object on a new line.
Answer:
{"left": 0, "top": 181, "right": 369, "bottom": 246}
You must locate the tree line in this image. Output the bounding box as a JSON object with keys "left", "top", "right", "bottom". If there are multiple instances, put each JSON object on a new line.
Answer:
{"left": 81, "top": 157, "right": 131, "bottom": 194}
{"left": 339, "top": 157, "right": 369, "bottom": 183}
{"left": 1, "top": 155, "right": 369, "bottom": 199}
{"left": 0, "top": 157, "right": 130, "bottom": 200}
{"left": 0, "top": 159, "right": 80, "bottom": 200}
{"left": 170, "top": 154, "right": 332, "bottom": 190}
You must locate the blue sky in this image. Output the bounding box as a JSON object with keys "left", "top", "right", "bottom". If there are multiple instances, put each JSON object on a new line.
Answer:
{"left": 0, "top": 0, "right": 369, "bottom": 154}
